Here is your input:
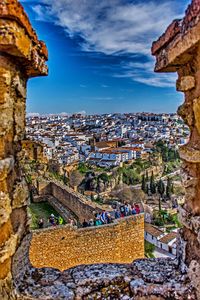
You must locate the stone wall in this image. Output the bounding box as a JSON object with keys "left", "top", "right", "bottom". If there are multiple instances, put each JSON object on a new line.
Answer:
{"left": 38, "top": 179, "right": 107, "bottom": 222}
{"left": 14, "top": 234, "right": 195, "bottom": 300}
{"left": 21, "top": 140, "right": 48, "bottom": 163}
{"left": 0, "top": 0, "right": 48, "bottom": 299}
{"left": 29, "top": 215, "right": 144, "bottom": 271}
{"left": 152, "top": 0, "right": 200, "bottom": 297}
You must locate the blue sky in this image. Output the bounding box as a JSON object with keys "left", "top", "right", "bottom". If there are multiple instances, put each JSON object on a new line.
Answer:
{"left": 21, "top": 0, "right": 190, "bottom": 115}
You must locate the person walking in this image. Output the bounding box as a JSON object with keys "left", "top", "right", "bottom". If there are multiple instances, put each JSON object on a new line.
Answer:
{"left": 58, "top": 216, "right": 63, "bottom": 225}
{"left": 100, "top": 210, "right": 107, "bottom": 224}
{"left": 132, "top": 205, "right": 136, "bottom": 215}
{"left": 114, "top": 208, "right": 120, "bottom": 219}
{"left": 82, "top": 219, "right": 88, "bottom": 227}
{"left": 38, "top": 218, "right": 44, "bottom": 228}
{"left": 120, "top": 205, "right": 125, "bottom": 217}
{"left": 49, "top": 214, "right": 56, "bottom": 226}
{"left": 125, "top": 203, "right": 130, "bottom": 216}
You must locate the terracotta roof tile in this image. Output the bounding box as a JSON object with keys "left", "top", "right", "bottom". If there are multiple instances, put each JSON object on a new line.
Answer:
{"left": 145, "top": 223, "right": 163, "bottom": 238}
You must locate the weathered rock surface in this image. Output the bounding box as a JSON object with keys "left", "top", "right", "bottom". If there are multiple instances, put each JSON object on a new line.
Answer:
{"left": 152, "top": 0, "right": 200, "bottom": 297}
{"left": 12, "top": 235, "right": 196, "bottom": 300}
{"left": 0, "top": 0, "right": 48, "bottom": 298}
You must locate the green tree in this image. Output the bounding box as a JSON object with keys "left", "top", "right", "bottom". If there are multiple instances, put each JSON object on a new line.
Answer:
{"left": 78, "top": 162, "right": 90, "bottom": 173}
{"left": 162, "top": 148, "right": 168, "bottom": 162}
{"left": 166, "top": 177, "right": 173, "bottom": 199}
{"left": 157, "top": 179, "right": 165, "bottom": 213}
{"left": 150, "top": 172, "right": 156, "bottom": 194}
{"left": 141, "top": 174, "right": 148, "bottom": 194}
{"left": 157, "top": 179, "right": 165, "bottom": 198}
{"left": 145, "top": 241, "right": 155, "bottom": 258}
{"left": 171, "top": 182, "right": 174, "bottom": 194}
{"left": 98, "top": 173, "right": 110, "bottom": 183}
{"left": 145, "top": 171, "right": 149, "bottom": 182}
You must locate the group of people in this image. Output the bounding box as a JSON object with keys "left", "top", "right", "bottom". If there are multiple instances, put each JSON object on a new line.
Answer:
{"left": 82, "top": 211, "right": 112, "bottom": 227}
{"left": 37, "top": 203, "right": 141, "bottom": 229}
{"left": 49, "top": 214, "right": 64, "bottom": 226}
{"left": 114, "top": 202, "right": 141, "bottom": 218}
{"left": 38, "top": 214, "right": 78, "bottom": 229}
{"left": 37, "top": 214, "right": 64, "bottom": 228}
{"left": 82, "top": 202, "right": 141, "bottom": 228}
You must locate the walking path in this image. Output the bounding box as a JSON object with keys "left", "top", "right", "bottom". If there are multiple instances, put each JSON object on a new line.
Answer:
{"left": 154, "top": 246, "right": 176, "bottom": 259}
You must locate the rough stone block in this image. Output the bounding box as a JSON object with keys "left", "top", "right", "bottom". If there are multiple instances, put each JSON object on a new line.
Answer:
{"left": 177, "top": 103, "right": 194, "bottom": 127}
{"left": 193, "top": 98, "right": 200, "bottom": 134}
{"left": 179, "top": 145, "right": 200, "bottom": 163}
{"left": 0, "top": 220, "right": 12, "bottom": 247}
{"left": 0, "top": 192, "right": 12, "bottom": 226}
{"left": 0, "top": 258, "right": 11, "bottom": 280}
{"left": 0, "top": 101, "right": 14, "bottom": 137}
{"left": 14, "top": 99, "right": 25, "bottom": 141}
{"left": 188, "top": 260, "right": 200, "bottom": 299}
{"left": 13, "top": 75, "right": 26, "bottom": 98}
{"left": 0, "top": 68, "right": 11, "bottom": 104}
{"left": 12, "top": 179, "right": 29, "bottom": 209}
{"left": 176, "top": 76, "right": 195, "bottom": 91}
{"left": 0, "top": 157, "right": 14, "bottom": 182}
{"left": 11, "top": 207, "right": 28, "bottom": 242}
{"left": 0, "top": 234, "right": 17, "bottom": 265}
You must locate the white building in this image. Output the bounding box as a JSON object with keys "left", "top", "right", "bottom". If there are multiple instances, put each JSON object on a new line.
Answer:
{"left": 145, "top": 224, "right": 165, "bottom": 247}
{"left": 144, "top": 223, "right": 177, "bottom": 257}
{"left": 157, "top": 232, "right": 177, "bottom": 256}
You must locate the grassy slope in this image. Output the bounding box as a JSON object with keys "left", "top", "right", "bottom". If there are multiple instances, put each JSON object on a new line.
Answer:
{"left": 28, "top": 202, "right": 62, "bottom": 230}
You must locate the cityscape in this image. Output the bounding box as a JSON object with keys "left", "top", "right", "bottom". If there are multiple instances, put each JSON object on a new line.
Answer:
{"left": 25, "top": 112, "right": 189, "bottom": 259}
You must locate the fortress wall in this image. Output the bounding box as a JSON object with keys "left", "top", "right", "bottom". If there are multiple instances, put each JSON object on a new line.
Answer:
{"left": 152, "top": 1, "right": 200, "bottom": 296}
{"left": 38, "top": 180, "right": 104, "bottom": 222}
{"left": 29, "top": 214, "right": 144, "bottom": 271}
{"left": 50, "top": 182, "right": 103, "bottom": 222}
{"left": 0, "top": 1, "right": 48, "bottom": 298}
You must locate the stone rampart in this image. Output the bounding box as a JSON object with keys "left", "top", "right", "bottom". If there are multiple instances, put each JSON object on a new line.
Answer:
{"left": 38, "top": 179, "right": 108, "bottom": 222}
{"left": 29, "top": 214, "right": 144, "bottom": 271}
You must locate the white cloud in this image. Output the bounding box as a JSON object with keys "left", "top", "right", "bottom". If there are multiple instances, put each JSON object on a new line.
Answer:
{"left": 32, "top": 0, "right": 184, "bottom": 87}
{"left": 83, "top": 96, "right": 113, "bottom": 101}
{"left": 114, "top": 60, "right": 177, "bottom": 88}
{"left": 26, "top": 112, "right": 40, "bottom": 117}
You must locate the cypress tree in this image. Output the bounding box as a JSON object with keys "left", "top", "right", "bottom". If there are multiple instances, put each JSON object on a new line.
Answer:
{"left": 171, "top": 182, "right": 174, "bottom": 194}
{"left": 145, "top": 171, "right": 149, "bottom": 182}
{"left": 141, "top": 174, "right": 146, "bottom": 192}
{"left": 166, "top": 177, "right": 172, "bottom": 199}
{"left": 142, "top": 174, "right": 149, "bottom": 194}
{"left": 150, "top": 171, "right": 156, "bottom": 194}
{"left": 157, "top": 179, "right": 165, "bottom": 198}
